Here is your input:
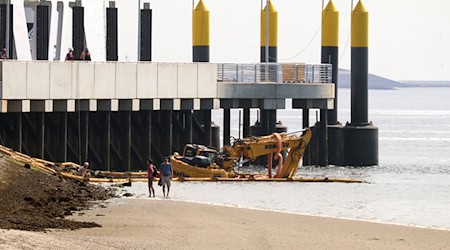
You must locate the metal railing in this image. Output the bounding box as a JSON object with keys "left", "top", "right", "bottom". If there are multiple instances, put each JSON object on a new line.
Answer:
{"left": 217, "top": 63, "right": 332, "bottom": 84}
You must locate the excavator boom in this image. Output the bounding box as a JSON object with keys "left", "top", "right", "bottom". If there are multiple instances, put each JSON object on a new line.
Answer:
{"left": 223, "top": 128, "right": 312, "bottom": 178}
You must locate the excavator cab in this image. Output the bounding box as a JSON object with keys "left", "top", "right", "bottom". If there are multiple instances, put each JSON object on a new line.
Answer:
{"left": 180, "top": 144, "right": 218, "bottom": 168}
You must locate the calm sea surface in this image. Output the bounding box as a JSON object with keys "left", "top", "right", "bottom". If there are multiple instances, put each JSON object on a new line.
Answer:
{"left": 123, "top": 87, "right": 450, "bottom": 230}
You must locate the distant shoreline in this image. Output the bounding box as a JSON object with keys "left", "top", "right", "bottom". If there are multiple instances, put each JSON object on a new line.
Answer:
{"left": 337, "top": 69, "right": 450, "bottom": 90}
{"left": 338, "top": 84, "right": 450, "bottom": 90}
{"left": 398, "top": 81, "right": 450, "bottom": 88}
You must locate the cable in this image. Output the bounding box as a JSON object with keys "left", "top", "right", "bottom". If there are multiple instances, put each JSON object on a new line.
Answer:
{"left": 274, "top": 23, "right": 321, "bottom": 61}
{"left": 271, "top": 11, "right": 328, "bottom": 62}
{"left": 339, "top": 29, "right": 351, "bottom": 64}
{"left": 339, "top": 2, "right": 357, "bottom": 64}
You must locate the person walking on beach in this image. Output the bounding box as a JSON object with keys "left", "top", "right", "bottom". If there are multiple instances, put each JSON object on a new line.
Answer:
{"left": 159, "top": 157, "right": 173, "bottom": 197}
{"left": 147, "top": 159, "right": 156, "bottom": 197}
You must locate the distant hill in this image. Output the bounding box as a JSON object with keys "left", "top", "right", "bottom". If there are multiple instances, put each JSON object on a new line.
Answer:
{"left": 337, "top": 69, "right": 406, "bottom": 90}
{"left": 399, "top": 80, "right": 450, "bottom": 88}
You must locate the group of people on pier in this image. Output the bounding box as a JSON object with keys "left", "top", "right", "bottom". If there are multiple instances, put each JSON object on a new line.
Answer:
{"left": 0, "top": 47, "right": 90, "bottom": 61}
{"left": 65, "top": 47, "right": 91, "bottom": 61}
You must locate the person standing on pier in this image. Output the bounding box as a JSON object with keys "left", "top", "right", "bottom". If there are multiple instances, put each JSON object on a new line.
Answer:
{"left": 80, "top": 48, "right": 91, "bottom": 61}
{"left": 159, "top": 157, "right": 173, "bottom": 197}
{"left": 147, "top": 159, "right": 156, "bottom": 197}
{"left": 0, "top": 48, "right": 8, "bottom": 59}
{"left": 65, "top": 47, "right": 74, "bottom": 61}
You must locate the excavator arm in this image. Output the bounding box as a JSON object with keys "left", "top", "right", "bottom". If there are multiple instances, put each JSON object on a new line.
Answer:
{"left": 221, "top": 128, "right": 312, "bottom": 178}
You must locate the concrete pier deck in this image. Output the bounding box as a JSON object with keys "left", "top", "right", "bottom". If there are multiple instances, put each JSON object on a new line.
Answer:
{"left": 0, "top": 61, "right": 334, "bottom": 112}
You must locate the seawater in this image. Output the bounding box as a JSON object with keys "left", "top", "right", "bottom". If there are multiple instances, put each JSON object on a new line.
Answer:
{"left": 121, "top": 87, "right": 450, "bottom": 230}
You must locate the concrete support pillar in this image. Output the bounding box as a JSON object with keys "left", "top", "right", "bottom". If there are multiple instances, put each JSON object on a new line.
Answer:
{"left": 182, "top": 110, "right": 192, "bottom": 145}
{"left": 243, "top": 108, "right": 250, "bottom": 137}
{"left": 88, "top": 111, "right": 110, "bottom": 171}
{"left": 302, "top": 108, "right": 311, "bottom": 166}
{"left": 223, "top": 108, "right": 231, "bottom": 146}
{"left": 66, "top": 112, "right": 81, "bottom": 164}
{"left": 39, "top": 113, "right": 44, "bottom": 159}
{"left": 150, "top": 111, "right": 172, "bottom": 164}
{"left": 260, "top": 110, "right": 268, "bottom": 135}
{"left": 127, "top": 111, "right": 131, "bottom": 171}
{"left": 57, "top": 112, "right": 68, "bottom": 162}
{"left": 162, "top": 110, "right": 173, "bottom": 158}
{"left": 44, "top": 112, "right": 67, "bottom": 162}
{"left": 318, "top": 110, "right": 328, "bottom": 166}
{"left": 148, "top": 110, "right": 152, "bottom": 162}
{"left": 0, "top": 113, "right": 22, "bottom": 152}
{"left": 203, "top": 110, "right": 211, "bottom": 147}
{"left": 21, "top": 112, "right": 44, "bottom": 159}
{"left": 131, "top": 111, "right": 151, "bottom": 171}
{"left": 268, "top": 109, "right": 276, "bottom": 134}
{"left": 80, "top": 111, "right": 89, "bottom": 163}
{"left": 171, "top": 111, "right": 182, "bottom": 153}
{"left": 110, "top": 111, "right": 130, "bottom": 171}
{"left": 106, "top": 111, "right": 111, "bottom": 170}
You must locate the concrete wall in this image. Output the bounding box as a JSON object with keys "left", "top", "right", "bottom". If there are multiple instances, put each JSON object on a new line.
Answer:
{"left": 0, "top": 61, "right": 219, "bottom": 100}
{"left": 0, "top": 61, "right": 334, "bottom": 111}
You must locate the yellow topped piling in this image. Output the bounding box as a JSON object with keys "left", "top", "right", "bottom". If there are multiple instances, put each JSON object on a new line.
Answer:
{"left": 322, "top": 0, "right": 339, "bottom": 47}
{"left": 193, "top": 0, "right": 210, "bottom": 46}
{"left": 260, "top": 0, "right": 278, "bottom": 47}
{"left": 351, "top": 0, "right": 368, "bottom": 47}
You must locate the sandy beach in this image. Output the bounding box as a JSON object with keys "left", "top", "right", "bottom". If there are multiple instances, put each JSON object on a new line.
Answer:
{"left": 1, "top": 198, "right": 449, "bottom": 250}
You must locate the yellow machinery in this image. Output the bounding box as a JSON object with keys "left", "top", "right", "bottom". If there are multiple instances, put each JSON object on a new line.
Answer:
{"left": 171, "top": 144, "right": 234, "bottom": 178}
{"left": 171, "top": 128, "right": 312, "bottom": 178}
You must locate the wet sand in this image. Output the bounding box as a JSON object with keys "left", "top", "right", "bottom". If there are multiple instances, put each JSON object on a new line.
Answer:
{"left": 1, "top": 198, "right": 449, "bottom": 249}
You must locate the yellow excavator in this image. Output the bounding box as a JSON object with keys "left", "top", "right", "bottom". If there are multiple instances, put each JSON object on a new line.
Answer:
{"left": 170, "top": 128, "right": 312, "bottom": 178}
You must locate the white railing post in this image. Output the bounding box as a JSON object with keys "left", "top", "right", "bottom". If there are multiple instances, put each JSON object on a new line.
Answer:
{"left": 221, "top": 64, "right": 224, "bottom": 82}
{"left": 254, "top": 63, "right": 258, "bottom": 83}
{"left": 312, "top": 65, "right": 315, "bottom": 83}
{"left": 277, "top": 63, "right": 281, "bottom": 84}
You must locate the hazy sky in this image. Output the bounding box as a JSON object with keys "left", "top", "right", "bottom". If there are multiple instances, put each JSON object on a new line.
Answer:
{"left": 147, "top": 0, "right": 450, "bottom": 81}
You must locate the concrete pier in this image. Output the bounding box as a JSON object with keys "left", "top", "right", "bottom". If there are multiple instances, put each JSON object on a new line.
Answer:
{"left": 0, "top": 61, "right": 333, "bottom": 170}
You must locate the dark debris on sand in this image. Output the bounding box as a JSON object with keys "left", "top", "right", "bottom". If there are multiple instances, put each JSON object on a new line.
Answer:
{"left": 0, "top": 159, "right": 115, "bottom": 231}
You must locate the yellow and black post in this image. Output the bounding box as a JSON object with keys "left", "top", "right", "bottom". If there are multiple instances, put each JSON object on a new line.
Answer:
{"left": 192, "top": 0, "right": 212, "bottom": 147}
{"left": 343, "top": 0, "right": 378, "bottom": 166}
{"left": 259, "top": 0, "right": 278, "bottom": 136}
{"left": 193, "top": 0, "right": 209, "bottom": 62}
{"left": 316, "top": 0, "right": 340, "bottom": 167}
{"left": 322, "top": 0, "right": 339, "bottom": 124}
{"left": 260, "top": 0, "right": 277, "bottom": 63}
{"left": 322, "top": 0, "right": 343, "bottom": 165}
